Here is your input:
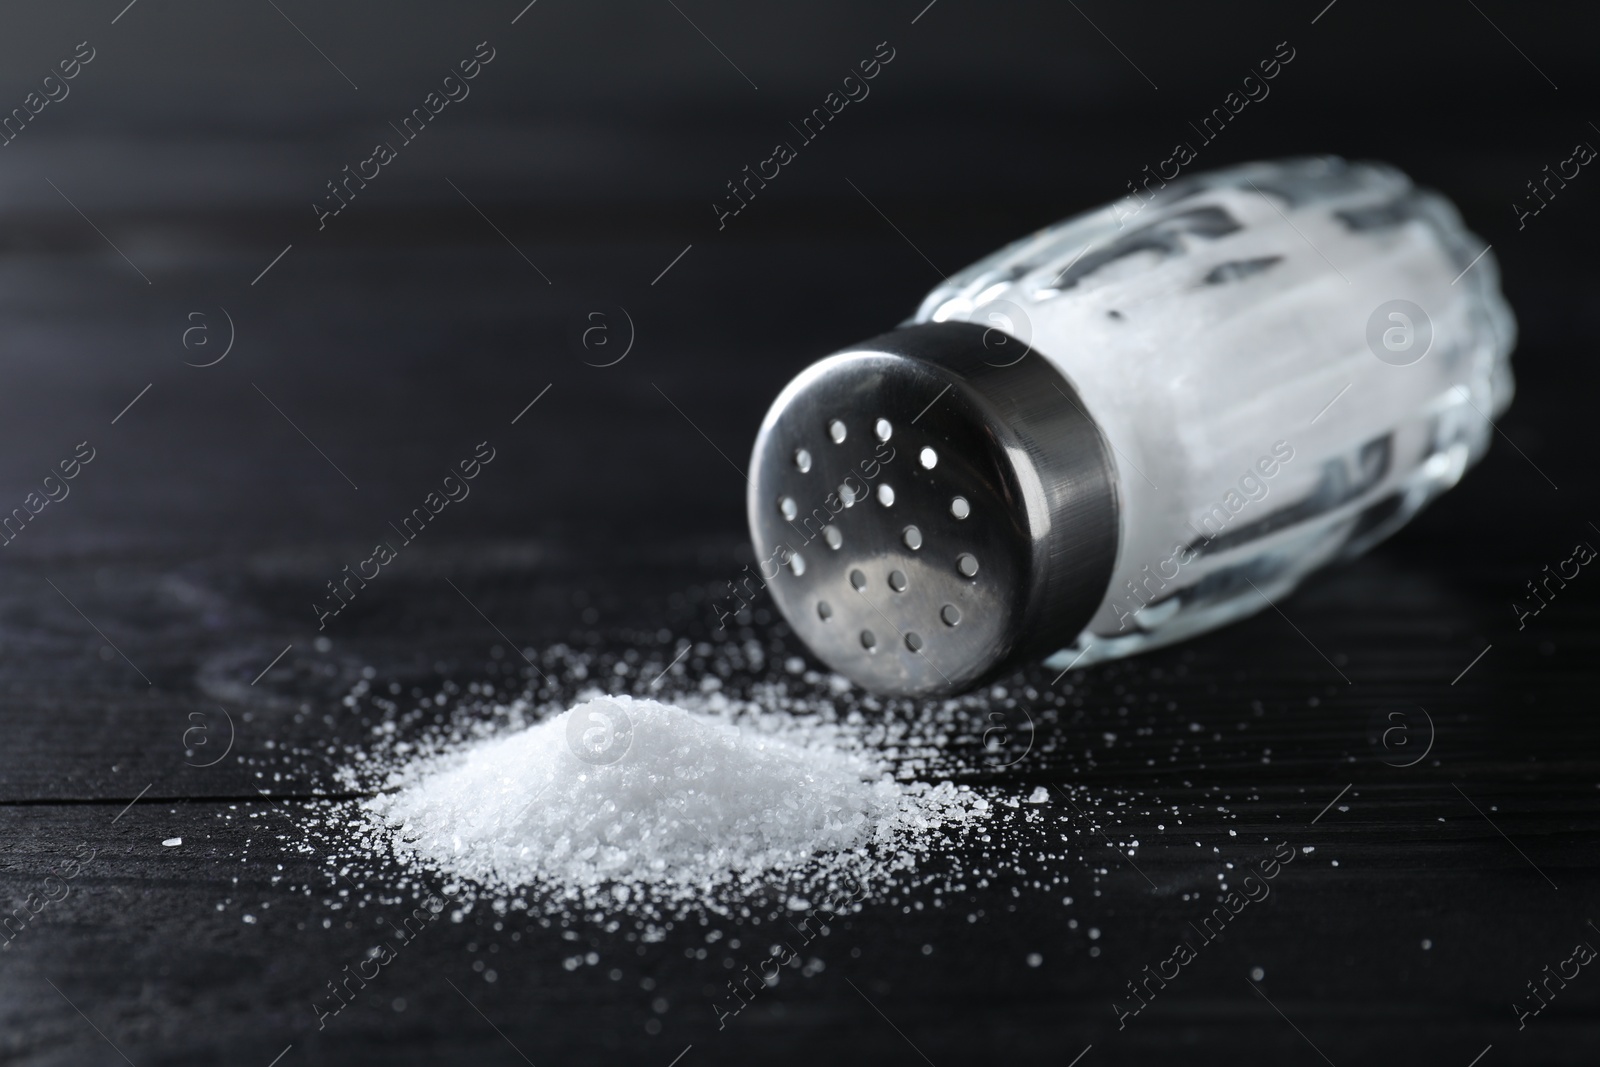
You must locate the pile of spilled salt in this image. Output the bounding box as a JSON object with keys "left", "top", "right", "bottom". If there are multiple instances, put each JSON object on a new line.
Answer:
{"left": 362, "top": 694, "right": 988, "bottom": 906}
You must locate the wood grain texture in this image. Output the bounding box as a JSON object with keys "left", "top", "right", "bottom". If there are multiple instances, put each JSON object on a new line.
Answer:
{"left": 2, "top": 1, "right": 1599, "bottom": 1060}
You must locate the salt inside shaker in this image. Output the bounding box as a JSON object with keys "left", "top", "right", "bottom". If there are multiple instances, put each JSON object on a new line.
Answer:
{"left": 747, "top": 157, "right": 1516, "bottom": 697}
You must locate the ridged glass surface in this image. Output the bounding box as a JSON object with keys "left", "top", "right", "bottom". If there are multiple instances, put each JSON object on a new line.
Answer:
{"left": 908, "top": 157, "right": 1517, "bottom": 670}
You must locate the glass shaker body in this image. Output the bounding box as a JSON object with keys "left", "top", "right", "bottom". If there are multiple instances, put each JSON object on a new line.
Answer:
{"left": 908, "top": 158, "right": 1516, "bottom": 670}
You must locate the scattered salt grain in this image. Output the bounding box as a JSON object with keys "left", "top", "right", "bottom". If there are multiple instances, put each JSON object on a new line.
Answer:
{"left": 361, "top": 695, "right": 990, "bottom": 913}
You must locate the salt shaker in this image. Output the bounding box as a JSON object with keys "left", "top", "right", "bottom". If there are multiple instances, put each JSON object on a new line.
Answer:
{"left": 747, "top": 157, "right": 1516, "bottom": 697}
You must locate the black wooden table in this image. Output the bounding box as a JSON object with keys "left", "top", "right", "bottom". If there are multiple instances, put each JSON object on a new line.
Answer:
{"left": 2, "top": 2, "right": 1598, "bottom": 1063}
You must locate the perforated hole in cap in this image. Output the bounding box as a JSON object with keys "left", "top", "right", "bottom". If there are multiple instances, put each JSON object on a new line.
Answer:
{"left": 749, "top": 355, "right": 1036, "bottom": 698}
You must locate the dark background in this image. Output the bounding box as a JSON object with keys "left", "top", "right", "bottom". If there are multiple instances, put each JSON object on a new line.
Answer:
{"left": 1, "top": 1, "right": 1597, "bottom": 1064}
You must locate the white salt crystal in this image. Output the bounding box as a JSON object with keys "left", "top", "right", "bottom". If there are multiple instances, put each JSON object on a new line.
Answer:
{"left": 363, "top": 695, "right": 986, "bottom": 908}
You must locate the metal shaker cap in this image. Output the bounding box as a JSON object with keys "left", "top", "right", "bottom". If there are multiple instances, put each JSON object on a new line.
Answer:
{"left": 747, "top": 322, "right": 1119, "bottom": 697}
